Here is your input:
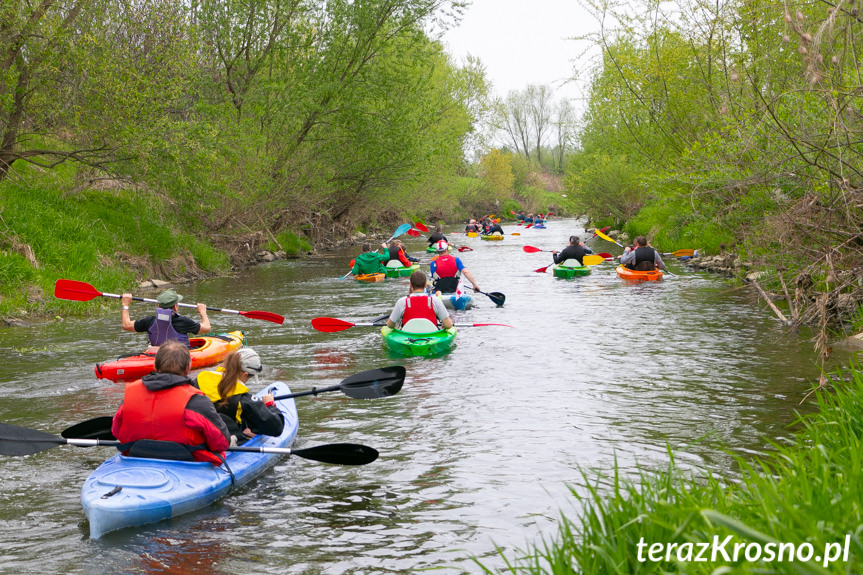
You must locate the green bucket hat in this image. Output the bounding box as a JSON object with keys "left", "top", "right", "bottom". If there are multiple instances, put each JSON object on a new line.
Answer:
{"left": 156, "top": 289, "right": 182, "bottom": 308}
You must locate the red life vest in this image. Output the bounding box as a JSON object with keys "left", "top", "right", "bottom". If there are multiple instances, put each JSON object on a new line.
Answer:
{"left": 118, "top": 380, "right": 222, "bottom": 464}
{"left": 402, "top": 295, "right": 438, "bottom": 324}
{"left": 433, "top": 254, "right": 459, "bottom": 278}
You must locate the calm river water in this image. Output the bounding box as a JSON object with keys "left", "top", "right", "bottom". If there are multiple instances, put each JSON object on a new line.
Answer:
{"left": 0, "top": 218, "right": 833, "bottom": 573}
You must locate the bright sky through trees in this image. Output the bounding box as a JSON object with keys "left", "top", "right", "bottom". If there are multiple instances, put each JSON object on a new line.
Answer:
{"left": 441, "top": 0, "right": 599, "bottom": 107}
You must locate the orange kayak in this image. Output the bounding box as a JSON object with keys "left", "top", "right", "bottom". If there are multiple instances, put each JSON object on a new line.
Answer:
{"left": 616, "top": 265, "right": 663, "bottom": 282}
{"left": 95, "top": 330, "right": 246, "bottom": 382}
{"left": 356, "top": 273, "right": 386, "bottom": 283}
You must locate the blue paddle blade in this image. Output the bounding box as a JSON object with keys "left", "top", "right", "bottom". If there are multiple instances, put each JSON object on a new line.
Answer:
{"left": 390, "top": 223, "right": 412, "bottom": 240}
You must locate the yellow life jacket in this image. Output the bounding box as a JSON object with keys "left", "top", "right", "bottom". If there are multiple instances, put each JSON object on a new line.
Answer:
{"left": 196, "top": 368, "right": 249, "bottom": 425}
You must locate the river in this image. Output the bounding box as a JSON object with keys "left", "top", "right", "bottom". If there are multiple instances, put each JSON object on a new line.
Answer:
{"left": 0, "top": 218, "right": 830, "bottom": 573}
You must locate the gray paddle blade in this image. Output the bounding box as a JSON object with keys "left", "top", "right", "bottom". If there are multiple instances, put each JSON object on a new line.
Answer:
{"left": 0, "top": 423, "right": 64, "bottom": 456}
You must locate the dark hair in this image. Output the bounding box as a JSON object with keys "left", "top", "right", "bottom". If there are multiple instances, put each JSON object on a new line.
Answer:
{"left": 635, "top": 236, "right": 648, "bottom": 247}
{"left": 361, "top": 242, "right": 371, "bottom": 252}
{"left": 409, "top": 270, "right": 428, "bottom": 290}
{"left": 154, "top": 341, "right": 191, "bottom": 375}
{"left": 570, "top": 235, "right": 580, "bottom": 244}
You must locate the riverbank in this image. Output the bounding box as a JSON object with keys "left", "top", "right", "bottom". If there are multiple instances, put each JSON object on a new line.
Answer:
{"left": 489, "top": 366, "right": 862, "bottom": 573}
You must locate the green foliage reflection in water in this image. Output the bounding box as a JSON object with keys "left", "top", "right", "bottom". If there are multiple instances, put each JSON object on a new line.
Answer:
{"left": 481, "top": 364, "right": 863, "bottom": 573}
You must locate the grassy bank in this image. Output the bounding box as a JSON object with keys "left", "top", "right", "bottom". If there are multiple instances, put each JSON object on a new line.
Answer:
{"left": 0, "top": 171, "right": 311, "bottom": 320}
{"left": 484, "top": 366, "right": 863, "bottom": 573}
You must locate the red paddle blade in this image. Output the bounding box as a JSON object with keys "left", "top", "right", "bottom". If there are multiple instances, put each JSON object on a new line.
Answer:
{"left": 523, "top": 246, "right": 542, "bottom": 253}
{"left": 311, "top": 317, "right": 356, "bottom": 332}
{"left": 534, "top": 266, "right": 551, "bottom": 273}
{"left": 525, "top": 224, "right": 533, "bottom": 229}
{"left": 461, "top": 323, "right": 514, "bottom": 328}
{"left": 414, "top": 222, "right": 429, "bottom": 233}
{"left": 510, "top": 210, "right": 517, "bottom": 215}
{"left": 458, "top": 246, "right": 473, "bottom": 252}
{"left": 239, "top": 310, "right": 285, "bottom": 324}
{"left": 597, "top": 252, "right": 613, "bottom": 258}
{"left": 54, "top": 279, "right": 103, "bottom": 302}
{"left": 406, "top": 229, "right": 421, "bottom": 237}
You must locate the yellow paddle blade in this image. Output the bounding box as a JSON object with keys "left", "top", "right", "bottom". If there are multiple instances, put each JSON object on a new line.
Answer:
{"left": 673, "top": 249, "right": 695, "bottom": 257}
{"left": 583, "top": 255, "right": 610, "bottom": 265}
{"left": 511, "top": 232, "right": 521, "bottom": 236}
{"left": 594, "top": 229, "right": 617, "bottom": 244}
{"left": 467, "top": 232, "right": 478, "bottom": 237}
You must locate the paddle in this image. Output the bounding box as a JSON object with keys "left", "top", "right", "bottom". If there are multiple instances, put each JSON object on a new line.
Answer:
{"left": 589, "top": 226, "right": 611, "bottom": 239}
{"left": 0, "top": 422, "right": 378, "bottom": 464}
{"left": 406, "top": 229, "right": 423, "bottom": 237}
{"left": 582, "top": 255, "right": 613, "bottom": 265}
{"left": 466, "top": 232, "right": 478, "bottom": 238}
{"left": 414, "top": 222, "right": 429, "bottom": 233}
{"left": 597, "top": 252, "right": 613, "bottom": 258}
{"left": 466, "top": 287, "right": 505, "bottom": 307}
{"left": 523, "top": 245, "right": 551, "bottom": 253}
{"left": 311, "top": 317, "right": 513, "bottom": 332}
{"left": 387, "top": 223, "right": 413, "bottom": 243}
{"left": 274, "top": 366, "right": 405, "bottom": 400}
{"left": 594, "top": 229, "right": 625, "bottom": 248}
{"left": 533, "top": 264, "right": 554, "bottom": 273}
{"left": 662, "top": 249, "right": 696, "bottom": 257}
{"left": 511, "top": 232, "right": 521, "bottom": 236}
{"left": 457, "top": 246, "right": 473, "bottom": 252}
{"left": 54, "top": 279, "right": 285, "bottom": 324}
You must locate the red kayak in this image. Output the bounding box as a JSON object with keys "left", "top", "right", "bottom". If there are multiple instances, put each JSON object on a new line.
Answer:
{"left": 94, "top": 331, "right": 246, "bottom": 381}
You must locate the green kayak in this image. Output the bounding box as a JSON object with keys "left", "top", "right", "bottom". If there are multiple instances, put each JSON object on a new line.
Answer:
{"left": 380, "top": 326, "right": 457, "bottom": 356}
{"left": 385, "top": 263, "right": 420, "bottom": 278}
{"left": 553, "top": 261, "right": 591, "bottom": 278}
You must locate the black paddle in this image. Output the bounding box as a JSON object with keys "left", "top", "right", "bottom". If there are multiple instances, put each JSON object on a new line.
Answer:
{"left": 60, "top": 366, "right": 406, "bottom": 441}
{"left": 466, "top": 287, "right": 505, "bottom": 307}
{"left": 0, "top": 422, "right": 377, "bottom": 465}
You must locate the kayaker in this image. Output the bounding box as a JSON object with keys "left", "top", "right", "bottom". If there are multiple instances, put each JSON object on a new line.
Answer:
{"left": 386, "top": 271, "right": 453, "bottom": 332}
{"left": 429, "top": 240, "right": 480, "bottom": 295}
{"left": 121, "top": 289, "right": 210, "bottom": 348}
{"left": 620, "top": 236, "right": 666, "bottom": 271}
{"left": 350, "top": 242, "right": 389, "bottom": 276}
{"left": 386, "top": 239, "right": 418, "bottom": 266}
{"left": 465, "top": 219, "right": 482, "bottom": 234}
{"left": 194, "top": 348, "right": 285, "bottom": 444}
{"left": 485, "top": 221, "right": 505, "bottom": 236}
{"left": 427, "top": 225, "right": 447, "bottom": 248}
{"left": 552, "top": 235, "right": 593, "bottom": 266}
{"left": 524, "top": 214, "right": 535, "bottom": 224}
{"left": 112, "top": 341, "right": 231, "bottom": 464}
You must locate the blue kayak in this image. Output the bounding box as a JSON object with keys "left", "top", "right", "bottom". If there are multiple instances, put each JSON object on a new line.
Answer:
{"left": 81, "top": 382, "right": 299, "bottom": 539}
{"left": 437, "top": 292, "right": 473, "bottom": 310}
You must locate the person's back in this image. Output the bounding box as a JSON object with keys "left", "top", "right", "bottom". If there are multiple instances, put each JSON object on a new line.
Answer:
{"left": 352, "top": 242, "right": 389, "bottom": 275}
{"left": 553, "top": 236, "right": 586, "bottom": 266}
{"left": 121, "top": 289, "right": 210, "bottom": 348}
{"left": 621, "top": 236, "right": 665, "bottom": 271}
{"left": 113, "top": 341, "right": 230, "bottom": 464}
{"left": 387, "top": 271, "right": 453, "bottom": 333}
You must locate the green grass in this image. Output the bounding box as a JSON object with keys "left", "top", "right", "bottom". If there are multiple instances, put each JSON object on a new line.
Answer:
{"left": 482, "top": 363, "right": 863, "bottom": 573}
{"left": 0, "top": 174, "right": 231, "bottom": 318}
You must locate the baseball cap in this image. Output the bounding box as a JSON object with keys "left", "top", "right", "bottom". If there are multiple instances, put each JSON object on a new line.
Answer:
{"left": 436, "top": 240, "right": 448, "bottom": 252}
{"left": 156, "top": 289, "right": 182, "bottom": 308}
{"left": 237, "top": 348, "right": 263, "bottom": 374}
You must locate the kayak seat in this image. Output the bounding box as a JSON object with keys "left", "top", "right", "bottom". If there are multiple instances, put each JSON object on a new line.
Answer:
{"left": 402, "top": 318, "right": 438, "bottom": 334}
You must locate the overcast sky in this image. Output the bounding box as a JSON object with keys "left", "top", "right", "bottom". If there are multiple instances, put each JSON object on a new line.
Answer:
{"left": 440, "top": 0, "right": 602, "bottom": 108}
